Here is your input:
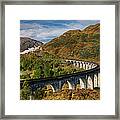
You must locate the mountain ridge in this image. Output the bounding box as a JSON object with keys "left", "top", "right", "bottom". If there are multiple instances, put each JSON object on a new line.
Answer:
{"left": 43, "top": 23, "right": 100, "bottom": 63}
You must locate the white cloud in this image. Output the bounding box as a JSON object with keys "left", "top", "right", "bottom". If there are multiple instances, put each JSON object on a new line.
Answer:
{"left": 20, "top": 25, "right": 72, "bottom": 43}
{"left": 63, "top": 22, "right": 84, "bottom": 29}
{"left": 20, "top": 20, "right": 99, "bottom": 43}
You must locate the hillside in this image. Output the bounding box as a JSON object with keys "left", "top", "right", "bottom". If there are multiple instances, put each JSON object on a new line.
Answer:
{"left": 20, "top": 37, "right": 43, "bottom": 52}
{"left": 82, "top": 23, "right": 100, "bottom": 34}
{"left": 20, "top": 23, "right": 100, "bottom": 80}
{"left": 43, "top": 23, "right": 100, "bottom": 63}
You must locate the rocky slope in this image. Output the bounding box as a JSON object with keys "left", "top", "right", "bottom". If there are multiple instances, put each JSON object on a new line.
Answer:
{"left": 20, "top": 37, "right": 43, "bottom": 52}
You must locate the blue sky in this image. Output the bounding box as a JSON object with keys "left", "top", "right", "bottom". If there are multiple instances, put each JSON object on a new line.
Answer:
{"left": 20, "top": 20, "right": 100, "bottom": 43}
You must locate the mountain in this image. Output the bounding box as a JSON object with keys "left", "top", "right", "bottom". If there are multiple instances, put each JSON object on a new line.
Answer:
{"left": 43, "top": 23, "right": 100, "bottom": 63}
{"left": 20, "top": 37, "right": 43, "bottom": 52}
{"left": 82, "top": 23, "right": 100, "bottom": 34}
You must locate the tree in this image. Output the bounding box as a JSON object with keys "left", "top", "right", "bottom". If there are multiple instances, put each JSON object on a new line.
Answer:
{"left": 20, "top": 81, "right": 31, "bottom": 100}
{"left": 33, "top": 87, "right": 46, "bottom": 100}
{"left": 31, "top": 69, "right": 42, "bottom": 79}
{"left": 44, "top": 62, "right": 51, "bottom": 77}
{"left": 81, "top": 33, "right": 88, "bottom": 42}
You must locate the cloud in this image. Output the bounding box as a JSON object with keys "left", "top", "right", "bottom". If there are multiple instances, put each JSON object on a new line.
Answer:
{"left": 20, "top": 27, "right": 69, "bottom": 43}
{"left": 20, "top": 20, "right": 99, "bottom": 43}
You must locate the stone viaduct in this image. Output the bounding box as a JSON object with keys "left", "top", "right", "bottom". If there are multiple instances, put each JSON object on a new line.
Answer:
{"left": 20, "top": 60, "right": 100, "bottom": 93}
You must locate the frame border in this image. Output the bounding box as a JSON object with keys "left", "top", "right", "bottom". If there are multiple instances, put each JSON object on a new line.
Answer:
{"left": 0, "top": 0, "right": 119, "bottom": 119}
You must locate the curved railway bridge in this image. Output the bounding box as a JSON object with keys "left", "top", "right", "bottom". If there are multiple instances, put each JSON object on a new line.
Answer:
{"left": 20, "top": 60, "right": 100, "bottom": 92}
